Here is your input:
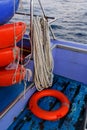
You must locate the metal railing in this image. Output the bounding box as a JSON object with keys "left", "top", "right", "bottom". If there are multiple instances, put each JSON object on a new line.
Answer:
{"left": 29, "top": 0, "right": 57, "bottom": 45}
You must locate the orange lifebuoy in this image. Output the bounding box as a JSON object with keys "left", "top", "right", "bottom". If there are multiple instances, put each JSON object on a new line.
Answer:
{"left": 29, "top": 89, "right": 70, "bottom": 121}
{"left": 0, "top": 22, "right": 26, "bottom": 49}
{"left": 0, "top": 65, "right": 26, "bottom": 86}
{"left": 0, "top": 47, "right": 20, "bottom": 67}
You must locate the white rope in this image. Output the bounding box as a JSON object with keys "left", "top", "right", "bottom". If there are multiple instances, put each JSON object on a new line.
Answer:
{"left": 18, "top": 0, "right": 32, "bottom": 98}
{"left": 33, "top": 16, "right": 54, "bottom": 91}
{"left": 12, "top": 48, "right": 20, "bottom": 84}
{"left": 12, "top": 0, "right": 23, "bottom": 85}
{"left": 12, "top": 0, "right": 19, "bottom": 84}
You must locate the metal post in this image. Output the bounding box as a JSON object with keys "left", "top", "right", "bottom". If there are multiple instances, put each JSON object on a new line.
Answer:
{"left": 30, "top": 0, "right": 33, "bottom": 56}
{"left": 38, "top": 0, "right": 46, "bottom": 18}
{"left": 38, "top": 0, "right": 56, "bottom": 40}
{"left": 30, "top": 0, "right": 56, "bottom": 43}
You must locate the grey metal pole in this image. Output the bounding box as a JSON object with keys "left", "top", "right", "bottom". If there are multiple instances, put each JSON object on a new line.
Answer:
{"left": 38, "top": 0, "right": 45, "bottom": 18}
{"left": 38, "top": 0, "right": 56, "bottom": 40}
{"left": 30, "top": 0, "right": 33, "bottom": 56}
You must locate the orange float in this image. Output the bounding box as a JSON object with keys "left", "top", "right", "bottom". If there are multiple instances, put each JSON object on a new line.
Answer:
{"left": 0, "top": 65, "right": 26, "bottom": 86}
{"left": 0, "top": 47, "right": 20, "bottom": 67}
{"left": 29, "top": 89, "right": 70, "bottom": 121}
{"left": 0, "top": 22, "right": 26, "bottom": 49}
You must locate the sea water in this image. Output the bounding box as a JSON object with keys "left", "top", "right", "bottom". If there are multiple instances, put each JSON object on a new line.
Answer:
{"left": 19, "top": 0, "right": 87, "bottom": 44}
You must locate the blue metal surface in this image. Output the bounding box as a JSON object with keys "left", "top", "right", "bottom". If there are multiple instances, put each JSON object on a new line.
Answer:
{"left": 0, "top": 0, "right": 19, "bottom": 25}
{"left": 51, "top": 39, "right": 87, "bottom": 85}
{"left": 8, "top": 74, "right": 87, "bottom": 130}
{"left": 0, "top": 81, "right": 31, "bottom": 114}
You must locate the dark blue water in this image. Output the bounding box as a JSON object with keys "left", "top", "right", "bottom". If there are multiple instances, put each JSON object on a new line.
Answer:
{"left": 22, "top": 0, "right": 87, "bottom": 44}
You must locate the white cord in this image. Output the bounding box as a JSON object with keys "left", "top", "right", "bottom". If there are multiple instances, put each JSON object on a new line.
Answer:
{"left": 33, "top": 16, "right": 54, "bottom": 91}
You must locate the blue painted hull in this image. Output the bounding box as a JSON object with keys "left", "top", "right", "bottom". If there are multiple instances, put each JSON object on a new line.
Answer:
{"left": 0, "top": 37, "right": 87, "bottom": 130}
{"left": 0, "top": 0, "right": 19, "bottom": 25}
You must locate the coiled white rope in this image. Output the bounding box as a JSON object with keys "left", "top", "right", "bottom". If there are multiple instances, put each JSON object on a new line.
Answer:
{"left": 33, "top": 16, "right": 54, "bottom": 91}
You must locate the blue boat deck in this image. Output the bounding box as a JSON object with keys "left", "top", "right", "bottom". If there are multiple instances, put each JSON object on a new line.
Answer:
{"left": 8, "top": 74, "right": 87, "bottom": 130}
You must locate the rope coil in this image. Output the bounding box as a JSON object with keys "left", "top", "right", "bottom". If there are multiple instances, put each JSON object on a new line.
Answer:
{"left": 33, "top": 16, "right": 54, "bottom": 91}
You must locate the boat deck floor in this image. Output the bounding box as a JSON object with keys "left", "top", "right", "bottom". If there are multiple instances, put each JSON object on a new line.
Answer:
{"left": 8, "top": 74, "right": 87, "bottom": 130}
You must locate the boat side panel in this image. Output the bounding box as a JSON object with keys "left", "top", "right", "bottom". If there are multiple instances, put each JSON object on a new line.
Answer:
{"left": 52, "top": 40, "right": 87, "bottom": 84}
